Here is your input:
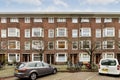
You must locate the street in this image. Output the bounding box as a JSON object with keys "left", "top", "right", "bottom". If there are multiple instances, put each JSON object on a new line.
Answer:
{"left": 3, "top": 72, "right": 120, "bottom": 80}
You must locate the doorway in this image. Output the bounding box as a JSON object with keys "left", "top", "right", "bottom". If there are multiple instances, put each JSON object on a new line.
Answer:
{"left": 23, "top": 54, "right": 30, "bottom": 62}
{"left": 70, "top": 54, "right": 78, "bottom": 64}
{"left": 46, "top": 54, "right": 54, "bottom": 64}
{"left": 95, "top": 54, "right": 101, "bottom": 64}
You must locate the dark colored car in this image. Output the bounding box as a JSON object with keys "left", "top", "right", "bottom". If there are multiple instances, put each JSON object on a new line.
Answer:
{"left": 14, "top": 61, "right": 57, "bottom": 80}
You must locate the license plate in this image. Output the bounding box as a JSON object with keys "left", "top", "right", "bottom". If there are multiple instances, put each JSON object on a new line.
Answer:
{"left": 102, "top": 68, "right": 108, "bottom": 72}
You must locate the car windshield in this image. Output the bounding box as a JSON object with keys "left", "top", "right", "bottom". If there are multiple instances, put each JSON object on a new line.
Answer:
{"left": 16, "top": 63, "right": 26, "bottom": 69}
{"left": 101, "top": 59, "right": 117, "bottom": 66}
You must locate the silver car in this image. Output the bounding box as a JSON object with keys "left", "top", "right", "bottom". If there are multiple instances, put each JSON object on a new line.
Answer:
{"left": 14, "top": 61, "right": 57, "bottom": 80}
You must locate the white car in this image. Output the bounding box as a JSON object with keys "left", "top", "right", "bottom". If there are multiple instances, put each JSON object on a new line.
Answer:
{"left": 98, "top": 58, "right": 120, "bottom": 75}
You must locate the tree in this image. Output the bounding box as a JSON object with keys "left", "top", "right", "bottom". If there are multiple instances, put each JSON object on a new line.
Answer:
{"left": 82, "top": 40, "right": 99, "bottom": 69}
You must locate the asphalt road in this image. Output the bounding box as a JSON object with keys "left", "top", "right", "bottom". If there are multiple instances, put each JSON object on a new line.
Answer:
{"left": 3, "top": 72, "right": 120, "bottom": 80}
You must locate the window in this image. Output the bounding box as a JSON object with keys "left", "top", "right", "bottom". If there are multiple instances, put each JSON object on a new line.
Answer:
{"left": 8, "top": 53, "right": 20, "bottom": 62}
{"left": 8, "top": 40, "right": 20, "bottom": 50}
{"left": 72, "top": 41, "right": 78, "bottom": 50}
{"left": 48, "top": 17, "right": 54, "bottom": 23}
{"left": 104, "top": 18, "right": 112, "bottom": 23}
{"left": 34, "top": 18, "right": 42, "bottom": 22}
{"left": 1, "top": 41, "right": 7, "bottom": 50}
{"left": 103, "top": 40, "right": 114, "bottom": 49}
{"left": 1, "top": 17, "right": 7, "bottom": 23}
{"left": 96, "top": 29, "right": 101, "bottom": 38}
{"left": 72, "top": 29, "right": 78, "bottom": 38}
{"left": 102, "top": 53, "right": 114, "bottom": 58}
{"left": 24, "top": 17, "right": 30, "bottom": 23}
{"left": 8, "top": 28, "right": 20, "bottom": 37}
{"left": 57, "top": 18, "right": 66, "bottom": 22}
{"left": 48, "top": 29, "right": 54, "bottom": 38}
{"left": 96, "top": 41, "right": 101, "bottom": 49}
{"left": 101, "top": 59, "right": 116, "bottom": 66}
{"left": 25, "top": 29, "right": 30, "bottom": 38}
{"left": 32, "top": 53, "right": 43, "bottom": 61}
{"left": 48, "top": 41, "right": 54, "bottom": 50}
{"left": 96, "top": 18, "right": 101, "bottom": 23}
{"left": 118, "top": 41, "right": 120, "bottom": 49}
{"left": 79, "top": 53, "right": 90, "bottom": 62}
{"left": 24, "top": 41, "right": 30, "bottom": 50}
{"left": 80, "top": 28, "right": 91, "bottom": 37}
{"left": 81, "top": 18, "right": 89, "bottom": 22}
{"left": 72, "top": 18, "right": 78, "bottom": 23}
{"left": 32, "top": 40, "right": 44, "bottom": 50}
{"left": 10, "top": 18, "right": 19, "bottom": 22}
{"left": 103, "top": 27, "right": 115, "bottom": 37}
{"left": 1, "top": 29, "right": 6, "bottom": 38}
{"left": 80, "top": 40, "right": 91, "bottom": 49}
{"left": 56, "top": 28, "right": 67, "bottom": 37}
{"left": 56, "top": 40, "right": 68, "bottom": 49}
{"left": 56, "top": 53, "right": 67, "bottom": 62}
{"left": 32, "top": 28, "right": 44, "bottom": 37}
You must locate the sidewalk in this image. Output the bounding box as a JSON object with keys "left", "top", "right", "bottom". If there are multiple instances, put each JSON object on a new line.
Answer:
{"left": 0, "top": 65, "right": 15, "bottom": 78}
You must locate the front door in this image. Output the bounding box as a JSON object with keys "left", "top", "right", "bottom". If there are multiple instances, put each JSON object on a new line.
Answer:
{"left": 95, "top": 54, "right": 101, "bottom": 64}
{"left": 23, "top": 54, "right": 30, "bottom": 62}
{"left": 46, "top": 54, "right": 54, "bottom": 64}
{"left": 117, "top": 54, "right": 120, "bottom": 64}
{"left": 70, "top": 54, "right": 78, "bottom": 64}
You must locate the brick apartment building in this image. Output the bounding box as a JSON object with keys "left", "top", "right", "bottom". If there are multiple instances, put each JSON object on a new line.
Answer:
{"left": 0, "top": 12, "right": 120, "bottom": 65}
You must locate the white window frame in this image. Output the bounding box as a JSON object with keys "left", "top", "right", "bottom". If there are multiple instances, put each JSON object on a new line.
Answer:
{"left": 8, "top": 28, "right": 20, "bottom": 37}
{"left": 103, "top": 40, "right": 114, "bottom": 49}
{"left": 32, "top": 40, "right": 44, "bottom": 50}
{"left": 25, "top": 17, "right": 30, "bottom": 23}
{"left": 103, "top": 27, "right": 115, "bottom": 37}
{"left": 8, "top": 53, "right": 20, "bottom": 62}
{"left": 1, "top": 17, "right": 7, "bottom": 23}
{"left": 80, "top": 40, "right": 91, "bottom": 49}
{"left": 48, "top": 17, "right": 54, "bottom": 23}
{"left": 81, "top": 18, "right": 89, "bottom": 22}
{"left": 80, "top": 28, "right": 91, "bottom": 37}
{"left": 56, "top": 28, "right": 67, "bottom": 37}
{"left": 72, "top": 41, "right": 78, "bottom": 50}
{"left": 48, "top": 29, "right": 54, "bottom": 38}
{"left": 96, "top": 29, "right": 101, "bottom": 38}
{"left": 72, "top": 18, "right": 78, "bottom": 23}
{"left": 34, "top": 18, "right": 42, "bottom": 22}
{"left": 10, "top": 18, "right": 19, "bottom": 23}
{"left": 104, "top": 18, "right": 112, "bottom": 23}
{"left": 1, "top": 29, "right": 6, "bottom": 38}
{"left": 102, "top": 52, "right": 114, "bottom": 59}
{"left": 96, "top": 18, "right": 101, "bottom": 23}
{"left": 72, "top": 29, "right": 78, "bottom": 38}
{"left": 25, "top": 29, "right": 30, "bottom": 38}
{"left": 24, "top": 41, "right": 30, "bottom": 50}
{"left": 32, "top": 53, "right": 44, "bottom": 61}
{"left": 48, "top": 41, "right": 54, "bottom": 50}
{"left": 56, "top": 40, "right": 68, "bottom": 50}
{"left": 56, "top": 53, "right": 67, "bottom": 62}
{"left": 79, "top": 53, "right": 90, "bottom": 62}
{"left": 57, "top": 18, "right": 66, "bottom": 22}
{"left": 32, "top": 28, "right": 44, "bottom": 37}
{"left": 8, "top": 40, "right": 20, "bottom": 50}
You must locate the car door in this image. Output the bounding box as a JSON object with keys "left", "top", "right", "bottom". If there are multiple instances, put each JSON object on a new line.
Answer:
{"left": 36, "top": 62, "right": 46, "bottom": 76}
{"left": 42, "top": 62, "right": 53, "bottom": 74}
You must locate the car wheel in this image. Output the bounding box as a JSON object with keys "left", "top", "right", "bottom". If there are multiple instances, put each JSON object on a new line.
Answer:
{"left": 53, "top": 69, "right": 57, "bottom": 74}
{"left": 30, "top": 73, "right": 37, "bottom": 80}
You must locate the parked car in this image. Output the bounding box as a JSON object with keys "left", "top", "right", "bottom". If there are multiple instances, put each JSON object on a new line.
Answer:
{"left": 98, "top": 58, "right": 120, "bottom": 76}
{"left": 14, "top": 61, "right": 57, "bottom": 80}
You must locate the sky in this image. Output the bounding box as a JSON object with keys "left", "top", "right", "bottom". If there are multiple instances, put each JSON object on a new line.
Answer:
{"left": 0, "top": 0, "right": 120, "bottom": 12}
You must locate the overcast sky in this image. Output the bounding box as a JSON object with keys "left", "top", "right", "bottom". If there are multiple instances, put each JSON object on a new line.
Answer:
{"left": 0, "top": 0, "right": 120, "bottom": 12}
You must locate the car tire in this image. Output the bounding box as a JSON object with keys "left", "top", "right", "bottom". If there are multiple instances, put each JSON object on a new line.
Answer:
{"left": 53, "top": 69, "right": 57, "bottom": 74}
{"left": 29, "top": 73, "right": 37, "bottom": 80}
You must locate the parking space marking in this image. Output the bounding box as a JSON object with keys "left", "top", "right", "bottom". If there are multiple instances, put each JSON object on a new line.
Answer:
{"left": 85, "top": 73, "right": 98, "bottom": 80}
